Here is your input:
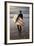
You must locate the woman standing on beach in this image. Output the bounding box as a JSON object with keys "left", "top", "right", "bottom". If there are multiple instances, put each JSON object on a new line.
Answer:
{"left": 16, "top": 11, "right": 24, "bottom": 32}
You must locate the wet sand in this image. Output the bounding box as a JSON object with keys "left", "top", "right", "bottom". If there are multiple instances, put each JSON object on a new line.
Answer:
{"left": 10, "top": 30, "right": 29, "bottom": 40}
{"left": 10, "top": 17, "right": 29, "bottom": 40}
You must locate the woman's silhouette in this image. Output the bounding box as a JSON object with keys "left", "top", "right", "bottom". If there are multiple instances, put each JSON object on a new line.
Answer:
{"left": 16, "top": 11, "right": 23, "bottom": 32}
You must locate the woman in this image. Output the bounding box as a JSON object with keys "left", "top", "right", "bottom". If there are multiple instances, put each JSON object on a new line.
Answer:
{"left": 16, "top": 11, "right": 23, "bottom": 32}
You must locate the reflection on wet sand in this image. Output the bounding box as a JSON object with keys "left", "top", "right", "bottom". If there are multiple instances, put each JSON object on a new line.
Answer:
{"left": 10, "top": 17, "right": 29, "bottom": 40}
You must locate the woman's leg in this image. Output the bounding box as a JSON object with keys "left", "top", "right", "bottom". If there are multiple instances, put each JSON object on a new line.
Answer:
{"left": 19, "top": 25, "right": 22, "bottom": 32}
{"left": 17, "top": 25, "right": 22, "bottom": 32}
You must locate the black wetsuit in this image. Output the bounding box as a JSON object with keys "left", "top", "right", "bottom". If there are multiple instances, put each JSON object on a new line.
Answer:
{"left": 16, "top": 13, "right": 23, "bottom": 22}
